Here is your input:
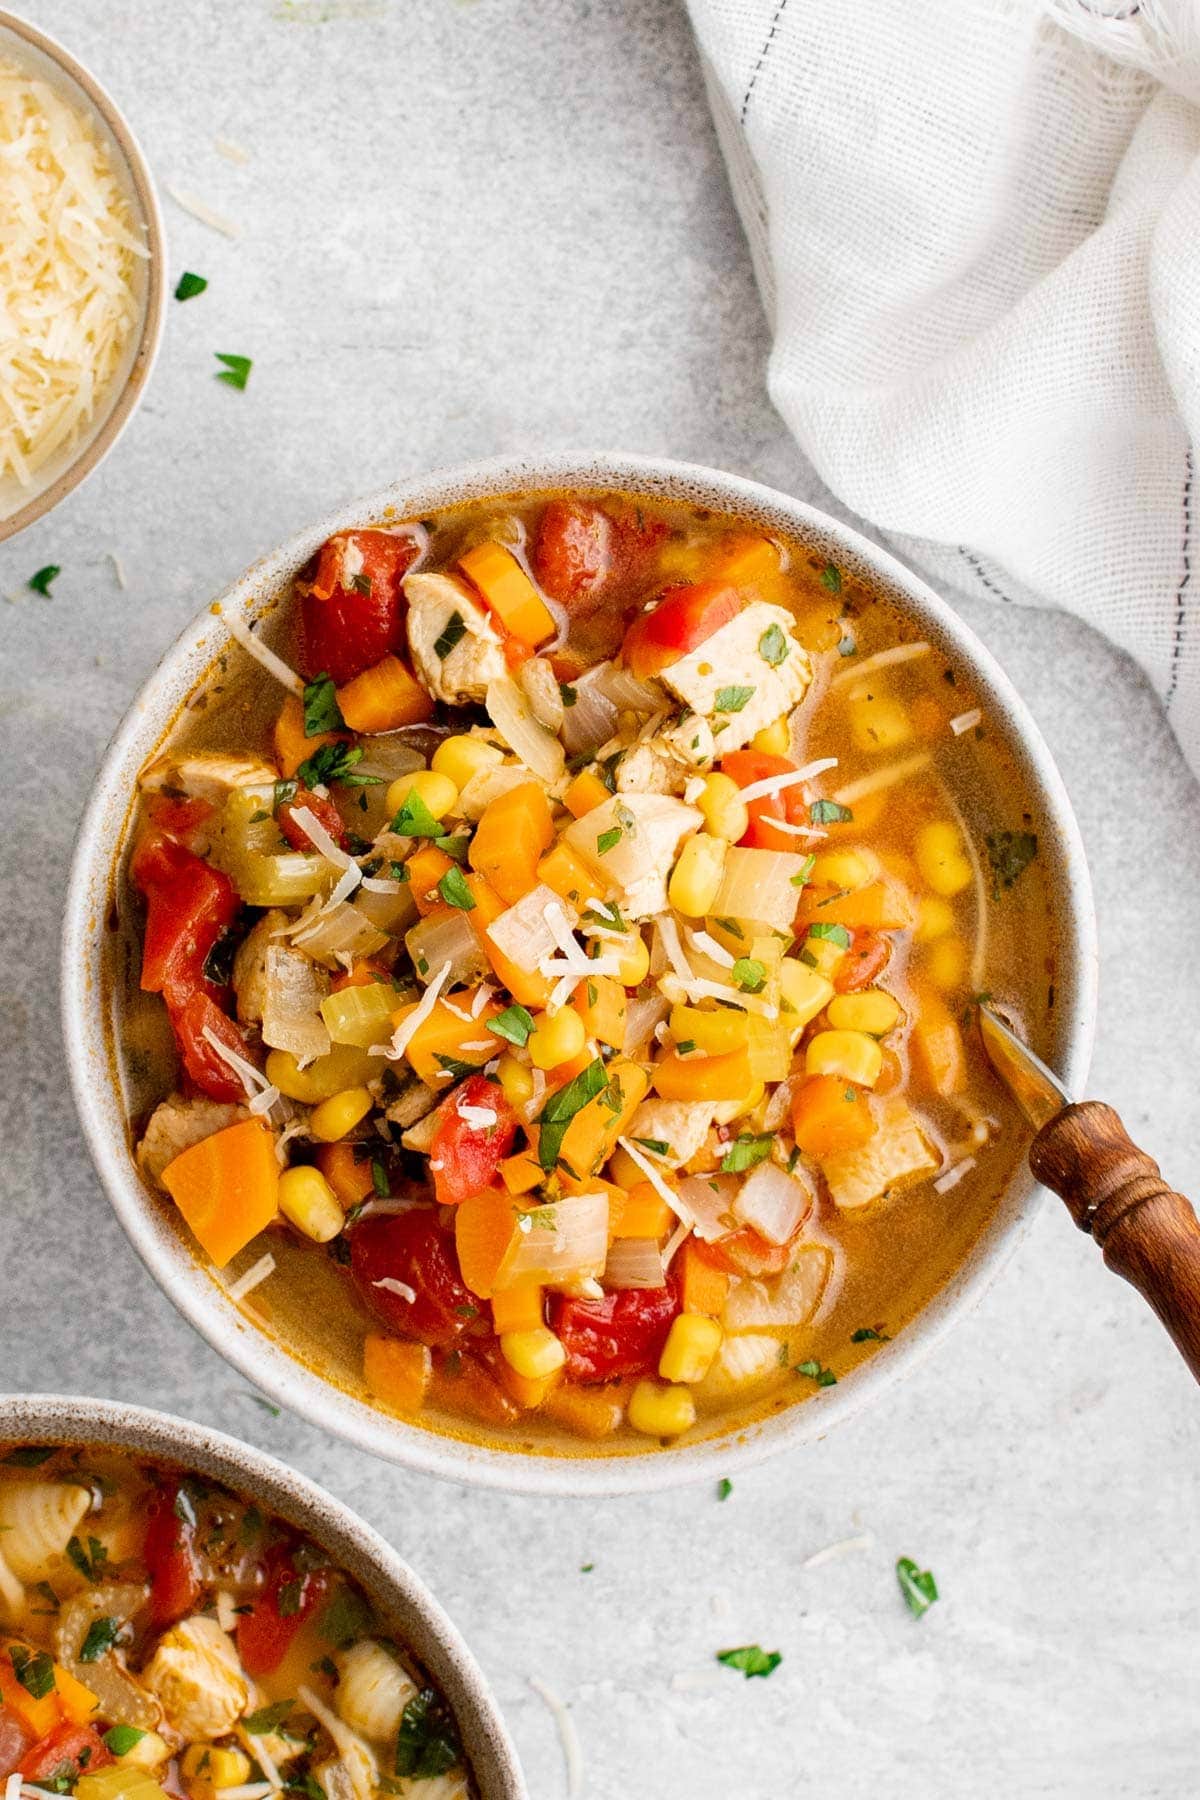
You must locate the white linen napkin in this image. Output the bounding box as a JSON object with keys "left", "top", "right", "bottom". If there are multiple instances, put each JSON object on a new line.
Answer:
{"left": 686, "top": 0, "right": 1200, "bottom": 774}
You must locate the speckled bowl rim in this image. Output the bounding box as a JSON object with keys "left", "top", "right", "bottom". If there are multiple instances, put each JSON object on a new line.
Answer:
{"left": 0, "top": 1395, "right": 526, "bottom": 1796}
{"left": 0, "top": 9, "right": 166, "bottom": 542}
{"left": 61, "top": 452, "right": 1098, "bottom": 1496}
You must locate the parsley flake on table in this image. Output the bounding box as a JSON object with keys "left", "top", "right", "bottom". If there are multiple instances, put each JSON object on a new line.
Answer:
{"left": 716, "top": 1645, "right": 782, "bottom": 1679}
{"left": 214, "top": 352, "right": 252, "bottom": 390}
{"left": 174, "top": 271, "right": 207, "bottom": 301}
{"left": 716, "top": 1478, "right": 733, "bottom": 1502}
{"left": 27, "top": 565, "right": 60, "bottom": 596}
{"left": 896, "top": 1556, "right": 939, "bottom": 1619}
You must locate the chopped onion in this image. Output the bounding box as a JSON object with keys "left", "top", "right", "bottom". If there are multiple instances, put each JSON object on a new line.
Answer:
{"left": 713, "top": 846, "right": 812, "bottom": 925}
{"left": 487, "top": 884, "right": 576, "bottom": 975}
{"left": 933, "top": 1156, "right": 976, "bottom": 1194}
{"left": 261, "top": 945, "right": 331, "bottom": 1064}
{"left": 624, "top": 987, "right": 669, "bottom": 1055}
{"left": 406, "top": 910, "right": 487, "bottom": 988}
{"left": 697, "top": 1331, "right": 783, "bottom": 1398}
{"left": 356, "top": 735, "right": 427, "bottom": 784}
{"left": 603, "top": 1236, "right": 666, "bottom": 1290}
{"left": 225, "top": 1253, "right": 277, "bottom": 1303}
{"left": 486, "top": 675, "right": 565, "bottom": 784}
{"left": 559, "top": 666, "right": 619, "bottom": 757}
{"left": 721, "top": 1246, "right": 833, "bottom": 1332}
{"left": 593, "top": 662, "right": 665, "bottom": 715}
{"left": 496, "top": 1193, "right": 610, "bottom": 1287}
{"left": 950, "top": 708, "right": 982, "bottom": 736}
{"left": 291, "top": 900, "right": 388, "bottom": 969}
{"left": 732, "top": 1161, "right": 815, "bottom": 1245}
{"left": 673, "top": 1173, "right": 741, "bottom": 1242}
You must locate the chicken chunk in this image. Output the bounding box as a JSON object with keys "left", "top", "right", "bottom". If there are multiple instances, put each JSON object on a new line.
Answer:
{"left": 659, "top": 602, "right": 812, "bottom": 753}
{"left": 626, "top": 1099, "right": 715, "bottom": 1170}
{"left": 232, "top": 910, "right": 290, "bottom": 1025}
{"left": 404, "top": 573, "right": 506, "bottom": 704}
{"left": 563, "top": 793, "right": 701, "bottom": 920}
{"left": 820, "top": 1099, "right": 939, "bottom": 1210}
{"left": 142, "top": 1615, "right": 248, "bottom": 1741}
{"left": 140, "top": 751, "right": 279, "bottom": 811}
{"left": 137, "top": 1095, "right": 248, "bottom": 1186}
{"left": 613, "top": 715, "right": 716, "bottom": 795}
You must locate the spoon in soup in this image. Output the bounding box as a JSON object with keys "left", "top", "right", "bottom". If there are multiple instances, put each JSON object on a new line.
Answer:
{"left": 979, "top": 1005, "right": 1200, "bottom": 1383}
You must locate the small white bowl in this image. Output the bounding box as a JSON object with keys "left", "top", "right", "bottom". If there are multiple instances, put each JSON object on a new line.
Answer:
{"left": 62, "top": 453, "right": 1098, "bottom": 1495}
{"left": 0, "top": 10, "right": 165, "bottom": 541}
{"left": 0, "top": 1393, "right": 527, "bottom": 1797}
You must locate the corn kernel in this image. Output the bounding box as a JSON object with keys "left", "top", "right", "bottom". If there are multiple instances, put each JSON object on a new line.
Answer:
{"left": 696, "top": 773, "right": 749, "bottom": 843}
{"left": 605, "top": 1144, "right": 645, "bottom": 1190}
{"left": 803, "top": 934, "right": 847, "bottom": 981}
{"left": 915, "top": 895, "right": 956, "bottom": 942}
{"left": 805, "top": 1028, "right": 884, "bottom": 1088}
{"left": 826, "top": 988, "right": 903, "bottom": 1034}
{"left": 492, "top": 1282, "right": 545, "bottom": 1334}
{"left": 385, "top": 768, "right": 458, "bottom": 824}
{"left": 500, "top": 1326, "right": 567, "bottom": 1379}
{"left": 265, "top": 1043, "right": 375, "bottom": 1104}
{"left": 277, "top": 1166, "right": 344, "bottom": 1243}
{"left": 750, "top": 715, "right": 792, "bottom": 757}
{"left": 915, "top": 821, "right": 972, "bottom": 897}
{"left": 528, "top": 1006, "right": 586, "bottom": 1070}
{"left": 668, "top": 832, "right": 727, "bottom": 918}
{"left": 431, "top": 733, "right": 503, "bottom": 791}
{"left": 308, "top": 1085, "right": 374, "bottom": 1143}
{"left": 848, "top": 690, "right": 912, "bottom": 752}
{"left": 658, "top": 1314, "right": 723, "bottom": 1383}
{"left": 628, "top": 1378, "right": 697, "bottom": 1438}
{"left": 810, "top": 847, "right": 880, "bottom": 892}
{"left": 496, "top": 1051, "right": 535, "bottom": 1107}
{"left": 926, "top": 935, "right": 968, "bottom": 991}
{"left": 181, "top": 1748, "right": 252, "bottom": 1792}
{"left": 779, "top": 958, "right": 834, "bottom": 1039}
{"left": 711, "top": 1078, "right": 766, "bottom": 1126}
{"left": 609, "top": 931, "right": 650, "bottom": 988}
{"left": 115, "top": 1733, "right": 169, "bottom": 1772}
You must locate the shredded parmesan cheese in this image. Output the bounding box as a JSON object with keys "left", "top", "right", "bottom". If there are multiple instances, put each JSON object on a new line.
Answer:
{"left": 247, "top": 1084, "right": 282, "bottom": 1117}
{"left": 6, "top": 1772, "right": 24, "bottom": 1800}
{"left": 372, "top": 1277, "right": 417, "bottom": 1303}
{"left": 830, "top": 641, "right": 931, "bottom": 687}
{"left": 166, "top": 183, "right": 241, "bottom": 237}
{"left": 457, "top": 1101, "right": 498, "bottom": 1129}
{"left": 287, "top": 806, "right": 356, "bottom": 873}
{"left": 616, "top": 1136, "right": 685, "bottom": 1218}
{"left": 735, "top": 757, "right": 838, "bottom": 803}
{"left": 950, "top": 707, "right": 982, "bottom": 736}
{"left": 933, "top": 1155, "right": 976, "bottom": 1194}
{"left": 214, "top": 136, "right": 251, "bottom": 164}
{"left": 108, "top": 550, "right": 127, "bottom": 589}
{"left": 832, "top": 752, "right": 932, "bottom": 807}
{"left": 380, "top": 961, "right": 452, "bottom": 1061}
{"left": 236, "top": 1721, "right": 283, "bottom": 1792}
{"left": 801, "top": 1531, "right": 875, "bottom": 1570}
{"left": 219, "top": 608, "right": 306, "bottom": 696}
{"left": 686, "top": 928, "right": 734, "bottom": 969}
{"left": 200, "top": 1026, "right": 270, "bottom": 1099}
{"left": 528, "top": 1678, "right": 583, "bottom": 1800}
{"left": 225, "top": 1252, "right": 276, "bottom": 1303}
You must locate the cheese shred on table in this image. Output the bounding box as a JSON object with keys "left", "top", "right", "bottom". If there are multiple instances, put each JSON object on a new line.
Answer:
{"left": 0, "top": 59, "right": 147, "bottom": 488}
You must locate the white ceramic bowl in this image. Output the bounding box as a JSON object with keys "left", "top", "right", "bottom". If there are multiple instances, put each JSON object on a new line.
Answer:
{"left": 0, "top": 10, "right": 165, "bottom": 540}
{"left": 62, "top": 453, "right": 1098, "bottom": 1495}
{"left": 0, "top": 1394, "right": 526, "bottom": 1797}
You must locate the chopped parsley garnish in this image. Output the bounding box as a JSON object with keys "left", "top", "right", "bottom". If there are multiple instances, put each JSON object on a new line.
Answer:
{"left": 720, "top": 1133, "right": 772, "bottom": 1173}
{"left": 985, "top": 830, "right": 1038, "bottom": 897}
{"left": 302, "top": 672, "right": 344, "bottom": 737}
{"left": 583, "top": 900, "right": 626, "bottom": 933}
{"left": 395, "top": 1688, "right": 462, "bottom": 1781}
{"left": 434, "top": 1054, "right": 482, "bottom": 1082}
{"left": 790, "top": 853, "right": 817, "bottom": 888}
{"left": 559, "top": 682, "right": 578, "bottom": 707}
{"left": 716, "top": 1645, "right": 782, "bottom": 1679}
{"left": 28, "top": 565, "right": 60, "bottom": 597}
{"left": 277, "top": 1578, "right": 304, "bottom": 1618}
{"left": 713, "top": 917, "right": 743, "bottom": 940}
{"left": 214, "top": 352, "right": 252, "bottom": 390}
{"left": 896, "top": 1556, "right": 939, "bottom": 1619}
{"left": 319, "top": 1583, "right": 377, "bottom": 1649}
{"left": 245, "top": 1393, "right": 282, "bottom": 1418}
{"left": 436, "top": 833, "right": 471, "bottom": 864}
{"left": 371, "top": 1158, "right": 389, "bottom": 1198}
{"left": 632, "top": 1136, "right": 670, "bottom": 1158}
{"left": 437, "top": 865, "right": 476, "bottom": 911}
{"left": 66, "top": 1535, "right": 109, "bottom": 1583}
{"left": 487, "top": 1004, "right": 535, "bottom": 1047}
{"left": 104, "top": 1727, "right": 146, "bottom": 1756}
{"left": 596, "top": 826, "right": 622, "bottom": 856}
{"left": 717, "top": 1478, "right": 733, "bottom": 1502}
{"left": 536, "top": 1058, "right": 608, "bottom": 1171}
{"left": 245, "top": 1699, "right": 296, "bottom": 1735}
{"left": 851, "top": 1326, "right": 890, "bottom": 1343}
{"left": 79, "top": 1617, "right": 121, "bottom": 1663}
{"left": 433, "top": 610, "right": 467, "bottom": 660}
{"left": 391, "top": 788, "right": 444, "bottom": 837}
{"left": 174, "top": 271, "right": 207, "bottom": 301}
{"left": 794, "top": 1359, "right": 837, "bottom": 1387}
{"left": 580, "top": 1562, "right": 595, "bottom": 1573}
{"left": 296, "top": 742, "right": 381, "bottom": 790}
{"left": 807, "top": 921, "right": 851, "bottom": 948}
{"left": 714, "top": 684, "right": 755, "bottom": 713}
{"left": 758, "top": 623, "right": 789, "bottom": 666}
{"left": 732, "top": 957, "right": 766, "bottom": 993}
{"left": 349, "top": 572, "right": 372, "bottom": 595}
{"left": 810, "top": 798, "right": 853, "bottom": 824}
{"left": 273, "top": 777, "right": 298, "bottom": 812}
{"left": 9, "top": 1646, "right": 55, "bottom": 1697}
{"left": 820, "top": 562, "right": 842, "bottom": 592}
{"left": 675, "top": 1039, "right": 696, "bottom": 1055}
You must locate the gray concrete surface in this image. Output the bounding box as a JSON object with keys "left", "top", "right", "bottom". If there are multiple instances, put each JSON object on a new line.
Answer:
{"left": 1, "top": 3, "right": 1198, "bottom": 1795}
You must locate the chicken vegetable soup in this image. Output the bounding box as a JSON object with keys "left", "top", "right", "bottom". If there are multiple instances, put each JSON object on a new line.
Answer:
{"left": 0, "top": 1445, "right": 470, "bottom": 1798}
{"left": 116, "top": 489, "right": 1052, "bottom": 1453}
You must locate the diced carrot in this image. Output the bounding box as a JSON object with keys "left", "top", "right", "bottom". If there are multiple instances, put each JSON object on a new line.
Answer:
{"left": 495, "top": 1362, "right": 562, "bottom": 1410}
{"left": 791, "top": 1074, "right": 876, "bottom": 1159}
{"left": 707, "top": 533, "right": 781, "bottom": 587}
{"left": 458, "top": 541, "right": 556, "bottom": 648}
{"left": 559, "top": 1174, "right": 627, "bottom": 1209}
{"left": 363, "top": 1336, "right": 431, "bottom": 1414}
{"left": 273, "top": 694, "right": 345, "bottom": 778}
{"left": 491, "top": 1281, "right": 545, "bottom": 1334}
{"left": 612, "top": 1181, "right": 672, "bottom": 1239}
{"left": 679, "top": 1238, "right": 730, "bottom": 1317}
{"left": 336, "top": 654, "right": 434, "bottom": 734}
{"left": 500, "top": 1150, "right": 543, "bottom": 1196}
{"left": 541, "top": 1384, "right": 624, "bottom": 1440}
{"left": 317, "top": 1141, "right": 375, "bottom": 1208}
{"left": 455, "top": 1188, "right": 521, "bottom": 1299}
{"left": 909, "top": 985, "right": 967, "bottom": 1096}
{"left": 0, "top": 1649, "right": 62, "bottom": 1736}
{"left": 464, "top": 871, "right": 555, "bottom": 1008}
{"left": 563, "top": 769, "right": 611, "bottom": 819}
{"left": 573, "top": 974, "right": 626, "bottom": 1052}
{"left": 540, "top": 1060, "right": 648, "bottom": 1181}
{"left": 651, "top": 1048, "right": 753, "bottom": 1104}
{"left": 160, "top": 1119, "right": 279, "bottom": 1269}
{"left": 537, "top": 840, "right": 608, "bottom": 907}
{"left": 407, "top": 844, "right": 456, "bottom": 915}
{"left": 390, "top": 995, "right": 500, "bottom": 1086}
{"left": 796, "top": 880, "right": 916, "bottom": 931}
{"left": 53, "top": 1667, "right": 99, "bottom": 1727}
{"left": 468, "top": 783, "right": 554, "bottom": 906}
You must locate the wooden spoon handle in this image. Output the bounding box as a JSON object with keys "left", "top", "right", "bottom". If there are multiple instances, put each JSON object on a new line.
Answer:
{"left": 1029, "top": 1101, "right": 1200, "bottom": 1383}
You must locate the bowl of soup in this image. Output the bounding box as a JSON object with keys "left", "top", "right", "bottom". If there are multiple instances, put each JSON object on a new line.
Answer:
{"left": 0, "top": 1395, "right": 525, "bottom": 1796}
{"left": 62, "top": 455, "right": 1097, "bottom": 1492}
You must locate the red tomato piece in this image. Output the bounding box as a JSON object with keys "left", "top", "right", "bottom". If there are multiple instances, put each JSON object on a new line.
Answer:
{"left": 532, "top": 499, "right": 613, "bottom": 606}
{"left": 692, "top": 1227, "right": 791, "bottom": 1279}
{"left": 142, "top": 792, "right": 215, "bottom": 852}
{"left": 237, "top": 1543, "right": 333, "bottom": 1678}
{"left": 133, "top": 835, "right": 239, "bottom": 1008}
{"left": 621, "top": 581, "right": 742, "bottom": 680}
{"left": 299, "top": 529, "right": 422, "bottom": 686}
{"left": 171, "top": 992, "right": 254, "bottom": 1104}
{"left": 833, "top": 927, "right": 892, "bottom": 993}
{"left": 144, "top": 1480, "right": 203, "bottom": 1627}
{"left": 19, "top": 1724, "right": 111, "bottom": 1784}
{"left": 0, "top": 1710, "right": 32, "bottom": 1781}
{"left": 278, "top": 789, "right": 348, "bottom": 853}
{"left": 550, "top": 1281, "right": 680, "bottom": 1383}
{"left": 350, "top": 1211, "right": 478, "bottom": 1348}
{"left": 428, "top": 1075, "right": 518, "bottom": 1206}
{"left": 720, "top": 749, "right": 811, "bottom": 853}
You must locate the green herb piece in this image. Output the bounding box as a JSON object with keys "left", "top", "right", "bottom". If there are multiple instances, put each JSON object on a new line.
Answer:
{"left": 985, "top": 830, "right": 1038, "bottom": 898}
{"left": 790, "top": 854, "right": 817, "bottom": 889}
{"left": 720, "top": 1133, "right": 772, "bottom": 1174}
{"left": 820, "top": 562, "right": 842, "bottom": 592}
{"left": 433, "top": 610, "right": 467, "bottom": 660}
{"left": 296, "top": 742, "right": 381, "bottom": 790}
{"left": 435, "top": 833, "right": 471, "bottom": 864}
{"left": 9, "top": 1646, "right": 55, "bottom": 1697}
{"left": 536, "top": 1058, "right": 608, "bottom": 1171}
{"left": 395, "top": 1688, "right": 462, "bottom": 1780}
{"left": 66, "top": 1535, "right": 109, "bottom": 1583}
{"left": 349, "top": 573, "right": 372, "bottom": 595}
{"left": 214, "top": 352, "right": 252, "bottom": 390}
{"left": 807, "top": 921, "right": 851, "bottom": 948}
{"left": 582, "top": 900, "right": 626, "bottom": 933}
{"left": 716, "top": 1478, "right": 733, "bottom": 1502}
{"left": 174, "top": 271, "right": 207, "bottom": 301}
{"left": 580, "top": 1562, "right": 594, "bottom": 1573}
{"left": 370, "top": 1158, "right": 389, "bottom": 1199}
{"left": 245, "top": 1393, "right": 282, "bottom": 1417}
{"left": 794, "top": 1359, "right": 837, "bottom": 1387}
{"left": 732, "top": 957, "right": 766, "bottom": 993}
{"left": 758, "top": 623, "right": 789, "bottom": 666}
{"left": 810, "top": 798, "right": 852, "bottom": 824}
{"left": 559, "top": 682, "right": 578, "bottom": 707}
{"left": 79, "top": 1617, "right": 121, "bottom": 1663}
{"left": 32, "top": 1580, "right": 59, "bottom": 1615}
{"left": 391, "top": 788, "right": 443, "bottom": 838}
{"left": 596, "top": 826, "right": 622, "bottom": 856}
{"left": 286, "top": 1776, "right": 327, "bottom": 1800}
{"left": 434, "top": 1054, "right": 482, "bottom": 1082}
{"left": 27, "top": 565, "right": 61, "bottom": 597}
{"left": 716, "top": 1645, "right": 781, "bottom": 1680}
{"left": 244, "top": 1699, "right": 296, "bottom": 1735}
{"left": 632, "top": 1136, "right": 670, "bottom": 1158}
{"left": 487, "top": 1004, "right": 535, "bottom": 1047}
{"left": 277, "top": 1577, "right": 304, "bottom": 1618}
{"left": 675, "top": 1038, "right": 696, "bottom": 1055}
{"left": 851, "top": 1326, "right": 890, "bottom": 1344}
{"left": 714, "top": 685, "right": 755, "bottom": 714}
{"left": 437, "top": 865, "right": 476, "bottom": 911}
{"left": 303, "top": 672, "right": 344, "bottom": 737}
{"left": 104, "top": 1726, "right": 146, "bottom": 1756}
{"left": 713, "top": 917, "right": 743, "bottom": 940}
{"left": 896, "top": 1556, "right": 939, "bottom": 1619}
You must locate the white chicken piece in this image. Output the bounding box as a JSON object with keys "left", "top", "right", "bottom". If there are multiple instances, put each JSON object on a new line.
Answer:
{"left": 232, "top": 910, "right": 290, "bottom": 1025}
{"left": 625, "top": 1099, "right": 715, "bottom": 1170}
{"left": 404, "top": 572, "right": 506, "bottom": 704}
{"left": 612, "top": 715, "right": 717, "bottom": 795}
{"left": 140, "top": 751, "right": 279, "bottom": 823}
{"left": 820, "top": 1099, "right": 939, "bottom": 1210}
{"left": 142, "top": 1615, "right": 249, "bottom": 1741}
{"left": 563, "top": 793, "right": 701, "bottom": 920}
{"left": 137, "top": 1095, "right": 248, "bottom": 1185}
{"left": 658, "top": 602, "right": 812, "bottom": 753}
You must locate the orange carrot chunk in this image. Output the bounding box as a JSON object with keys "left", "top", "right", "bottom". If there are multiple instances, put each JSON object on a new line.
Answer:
{"left": 160, "top": 1118, "right": 279, "bottom": 1268}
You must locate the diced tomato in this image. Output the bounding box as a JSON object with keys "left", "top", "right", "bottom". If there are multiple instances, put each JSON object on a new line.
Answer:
{"left": 692, "top": 1227, "right": 791, "bottom": 1279}
{"left": 621, "top": 581, "right": 742, "bottom": 680}
{"left": 721, "top": 749, "right": 811, "bottom": 854}
{"left": 550, "top": 1281, "right": 680, "bottom": 1383}
{"left": 428, "top": 1075, "right": 518, "bottom": 1207}
{"left": 0, "top": 1709, "right": 32, "bottom": 1781}
{"left": 432, "top": 1347, "right": 521, "bottom": 1427}
{"left": 299, "top": 529, "right": 421, "bottom": 686}
{"left": 833, "top": 927, "right": 892, "bottom": 993}
{"left": 18, "top": 1723, "right": 111, "bottom": 1784}
{"left": 532, "top": 500, "right": 613, "bottom": 607}
{"left": 134, "top": 835, "right": 240, "bottom": 1008}
{"left": 350, "top": 1211, "right": 478, "bottom": 1348}
{"left": 142, "top": 792, "right": 214, "bottom": 852}
{"left": 144, "top": 1480, "right": 202, "bottom": 1626}
{"left": 278, "top": 789, "right": 348, "bottom": 853}
{"left": 236, "top": 1543, "right": 333, "bottom": 1678}
{"left": 171, "top": 992, "right": 253, "bottom": 1104}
